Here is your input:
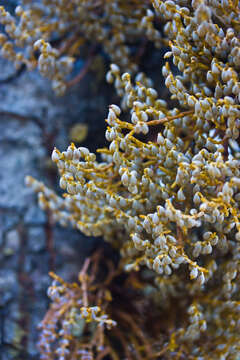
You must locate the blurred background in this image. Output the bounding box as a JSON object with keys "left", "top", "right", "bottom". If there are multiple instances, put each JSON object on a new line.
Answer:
{"left": 0, "top": 2, "right": 110, "bottom": 358}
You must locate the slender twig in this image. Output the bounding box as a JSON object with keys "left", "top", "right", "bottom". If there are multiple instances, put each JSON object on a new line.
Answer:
{"left": 116, "top": 310, "right": 153, "bottom": 359}
{"left": 66, "top": 47, "right": 96, "bottom": 88}
{"left": 79, "top": 257, "right": 91, "bottom": 307}
{"left": 134, "top": 38, "right": 148, "bottom": 63}
{"left": 0, "top": 110, "right": 44, "bottom": 130}
{"left": 147, "top": 110, "right": 194, "bottom": 126}
{"left": 58, "top": 33, "right": 80, "bottom": 55}
{"left": 112, "top": 327, "right": 134, "bottom": 360}
{"left": 96, "top": 346, "right": 111, "bottom": 360}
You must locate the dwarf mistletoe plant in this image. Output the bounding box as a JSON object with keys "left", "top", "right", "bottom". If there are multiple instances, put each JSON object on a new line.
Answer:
{"left": 1, "top": 0, "right": 240, "bottom": 358}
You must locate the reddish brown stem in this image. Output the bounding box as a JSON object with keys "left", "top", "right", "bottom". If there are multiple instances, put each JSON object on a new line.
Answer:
{"left": 66, "top": 49, "right": 95, "bottom": 88}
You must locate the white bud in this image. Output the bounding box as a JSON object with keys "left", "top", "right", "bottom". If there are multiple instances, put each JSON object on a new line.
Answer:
{"left": 235, "top": 232, "right": 240, "bottom": 241}
{"left": 121, "top": 172, "right": 129, "bottom": 186}
{"left": 203, "top": 243, "right": 212, "bottom": 254}
{"left": 110, "top": 104, "right": 121, "bottom": 116}
{"left": 140, "top": 111, "right": 148, "bottom": 122}
{"left": 164, "top": 265, "right": 172, "bottom": 275}
{"left": 110, "top": 64, "right": 120, "bottom": 73}
{"left": 165, "top": 75, "right": 172, "bottom": 87}
{"left": 152, "top": 213, "right": 159, "bottom": 224}
{"left": 59, "top": 177, "right": 67, "bottom": 189}
{"left": 190, "top": 267, "right": 198, "bottom": 279}
{"left": 131, "top": 112, "right": 139, "bottom": 124}
{"left": 107, "top": 109, "right": 117, "bottom": 124}
{"left": 193, "top": 193, "right": 200, "bottom": 205}
{"left": 147, "top": 88, "right": 158, "bottom": 98}
{"left": 157, "top": 133, "right": 164, "bottom": 145}
{"left": 106, "top": 71, "right": 113, "bottom": 83}
{"left": 200, "top": 321, "right": 207, "bottom": 332}
{"left": 198, "top": 273, "right": 205, "bottom": 285}
{"left": 121, "top": 72, "right": 129, "bottom": 81}
{"left": 203, "top": 232, "right": 211, "bottom": 240}
{"left": 79, "top": 147, "right": 90, "bottom": 157}
{"left": 177, "top": 188, "right": 186, "bottom": 201}
{"left": 141, "top": 123, "right": 149, "bottom": 135}
{"left": 52, "top": 149, "right": 60, "bottom": 162}
{"left": 15, "top": 6, "right": 23, "bottom": 16}
{"left": 162, "top": 255, "right": 171, "bottom": 265}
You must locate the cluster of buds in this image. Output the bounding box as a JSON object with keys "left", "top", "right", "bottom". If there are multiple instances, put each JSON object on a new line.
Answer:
{"left": 23, "top": 0, "right": 240, "bottom": 358}
{"left": 0, "top": 0, "right": 162, "bottom": 95}
{"left": 38, "top": 252, "right": 172, "bottom": 360}
{"left": 38, "top": 256, "right": 117, "bottom": 360}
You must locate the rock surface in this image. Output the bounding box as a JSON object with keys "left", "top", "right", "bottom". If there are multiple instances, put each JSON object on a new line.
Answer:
{"left": 0, "top": 57, "right": 110, "bottom": 359}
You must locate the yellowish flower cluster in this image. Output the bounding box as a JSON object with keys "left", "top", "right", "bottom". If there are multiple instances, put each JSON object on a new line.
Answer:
{"left": 23, "top": 0, "right": 240, "bottom": 358}
{"left": 0, "top": 0, "right": 161, "bottom": 94}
